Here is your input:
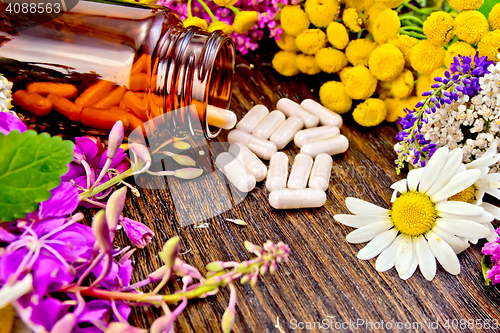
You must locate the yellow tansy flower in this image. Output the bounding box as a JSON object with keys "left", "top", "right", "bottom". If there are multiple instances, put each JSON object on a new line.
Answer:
{"left": 365, "top": 3, "right": 389, "bottom": 33}
{"left": 384, "top": 97, "right": 402, "bottom": 122}
{"left": 346, "top": 0, "right": 375, "bottom": 12}
{"left": 295, "top": 29, "right": 327, "bottom": 55}
{"left": 415, "top": 68, "right": 446, "bottom": 97}
{"left": 296, "top": 54, "right": 322, "bottom": 75}
{"left": 390, "top": 69, "right": 414, "bottom": 99}
{"left": 352, "top": 98, "right": 387, "bottom": 127}
{"left": 345, "top": 39, "right": 378, "bottom": 66}
{"left": 489, "top": 3, "right": 500, "bottom": 31}
{"left": 319, "top": 81, "right": 353, "bottom": 114}
{"left": 316, "top": 47, "right": 348, "bottom": 73}
{"left": 343, "top": 7, "right": 363, "bottom": 32}
{"left": 372, "top": 9, "right": 400, "bottom": 44}
{"left": 232, "top": 11, "right": 258, "bottom": 34}
{"left": 368, "top": 44, "right": 405, "bottom": 81}
{"left": 213, "top": 0, "right": 238, "bottom": 6}
{"left": 208, "top": 21, "right": 234, "bottom": 35}
{"left": 304, "top": 0, "right": 340, "bottom": 28}
{"left": 389, "top": 34, "right": 418, "bottom": 67}
{"left": 423, "top": 11, "right": 454, "bottom": 46}
{"left": 410, "top": 40, "right": 445, "bottom": 75}
{"left": 397, "top": 96, "right": 421, "bottom": 114}
{"left": 276, "top": 32, "right": 298, "bottom": 52}
{"left": 376, "top": 79, "right": 393, "bottom": 99}
{"left": 478, "top": 30, "right": 500, "bottom": 62}
{"left": 448, "top": 0, "right": 484, "bottom": 12}
{"left": 373, "top": 0, "right": 405, "bottom": 9}
{"left": 444, "top": 42, "right": 476, "bottom": 69}
{"left": 183, "top": 17, "right": 208, "bottom": 30}
{"left": 272, "top": 51, "right": 300, "bottom": 76}
{"left": 326, "top": 22, "right": 349, "bottom": 50}
{"left": 281, "top": 5, "right": 310, "bottom": 36}
{"left": 343, "top": 65, "right": 378, "bottom": 100}
{"left": 455, "top": 11, "right": 489, "bottom": 45}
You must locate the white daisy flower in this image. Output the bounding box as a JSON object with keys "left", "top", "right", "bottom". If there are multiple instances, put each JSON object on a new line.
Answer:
{"left": 334, "top": 147, "right": 493, "bottom": 281}
{"left": 451, "top": 142, "right": 500, "bottom": 243}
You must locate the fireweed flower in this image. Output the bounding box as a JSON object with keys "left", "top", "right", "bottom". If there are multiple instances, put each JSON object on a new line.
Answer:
{"left": 335, "top": 147, "right": 493, "bottom": 281}
{"left": 482, "top": 234, "right": 500, "bottom": 285}
{"left": 61, "top": 136, "right": 128, "bottom": 193}
{"left": 0, "top": 111, "right": 26, "bottom": 135}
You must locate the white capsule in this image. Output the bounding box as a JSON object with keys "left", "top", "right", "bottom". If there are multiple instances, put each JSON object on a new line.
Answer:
{"left": 227, "top": 129, "right": 277, "bottom": 160}
{"left": 300, "top": 135, "right": 349, "bottom": 158}
{"left": 266, "top": 152, "right": 289, "bottom": 192}
{"left": 251, "top": 110, "right": 286, "bottom": 140}
{"left": 269, "top": 116, "right": 304, "bottom": 150}
{"left": 269, "top": 189, "right": 326, "bottom": 209}
{"left": 206, "top": 105, "right": 237, "bottom": 130}
{"left": 236, "top": 104, "right": 269, "bottom": 133}
{"left": 308, "top": 153, "right": 333, "bottom": 191}
{"left": 287, "top": 153, "right": 313, "bottom": 189}
{"left": 228, "top": 143, "right": 267, "bottom": 181}
{"left": 294, "top": 126, "right": 340, "bottom": 148}
{"left": 300, "top": 99, "right": 343, "bottom": 127}
{"left": 276, "top": 98, "right": 319, "bottom": 128}
{"left": 215, "top": 152, "right": 256, "bottom": 192}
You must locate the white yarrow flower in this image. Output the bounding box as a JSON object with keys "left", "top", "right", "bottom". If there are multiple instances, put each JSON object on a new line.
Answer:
{"left": 335, "top": 147, "right": 493, "bottom": 281}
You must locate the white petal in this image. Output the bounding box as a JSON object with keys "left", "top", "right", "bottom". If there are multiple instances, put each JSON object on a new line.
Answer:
{"left": 469, "top": 238, "right": 478, "bottom": 244}
{"left": 419, "top": 147, "right": 453, "bottom": 193}
{"left": 476, "top": 178, "right": 500, "bottom": 190}
{"left": 376, "top": 234, "right": 404, "bottom": 272}
{"left": 476, "top": 189, "right": 485, "bottom": 205}
{"left": 485, "top": 223, "right": 498, "bottom": 243}
{"left": 391, "top": 190, "right": 398, "bottom": 203}
{"left": 407, "top": 168, "right": 424, "bottom": 191}
{"left": 390, "top": 179, "right": 407, "bottom": 194}
{"left": 432, "top": 226, "right": 470, "bottom": 254}
{"left": 426, "top": 149, "right": 462, "bottom": 196}
{"left": 438, "top": 211, "right": 494, "bottom": 224}
{"left": 415, "top": 235, "right": 436, "bottom": 281}
{"left": 357, "top": 229, "right": 398, "bottom": 260}
{"left": 334, "top": 215, "right": 391, "bottom": 228}
{"left": 484, "top": 173, "right": 500, "bottom": 181}
{"left": 430, "top": 169, "right": 481, "bottom": 203}
{"left": 346, "top": 221, "right": 393, "bottom": 244}
{"left": 436, "top": 218, "right": 491, "bottom": 238}
{"left": 0, "top": 274, "right": 33, "bottom": 309}
{"left": 426, "top": 231, "right": 460, "bottom": 275}
{"left": 345, "top": 197, "right": 389, "bottom": 216}
{"left": 435, "top": 201, "right": 485, "bottom": 216}
{"left": 466, "top": 152, "right": 500, "bottom": 169}
{"left": 481, "top": 202, "right": 500, "bottom": 220}
{"left": 395, "top": 235, "right": 414, "bottom": 276}
{"left": 399, "top": 248, "right": 418, "bottom": 280}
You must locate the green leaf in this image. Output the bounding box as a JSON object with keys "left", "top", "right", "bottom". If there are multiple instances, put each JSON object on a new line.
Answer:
{"left": 0, "top": 130, "right": 74, "bottom": 222}
{"left": 481, "top": 255, "right": 493, "bottom": 286}
{"left": 478, "top": 0, "right": 497, "bottom": 17}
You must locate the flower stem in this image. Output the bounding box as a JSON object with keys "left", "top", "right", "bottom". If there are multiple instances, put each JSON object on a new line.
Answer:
{"left": 195, "top": 0, "right": 217, "bottom": 23}
{"left": 399, "top": 30, "right": 426, "bottom": 39}
{"left": 187, "top": 0, "right": 193, "bottom": 18}
{"left": 228, "top": 5, "right": 240, "bottom": 15}
{"left": 401, "top": 1, "right": 435, "bottom": 15}
{"left": 399, "top": 14, "right": 425, "bottom": 26}
{"left": 79, "top": 169, "right": 133, "bottom": 199}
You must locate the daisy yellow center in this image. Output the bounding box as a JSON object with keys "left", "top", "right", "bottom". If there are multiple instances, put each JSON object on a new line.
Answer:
{"left": 390, "top": 191, "right": 437, "bottom": 237}
{"left": 448, "top": 185, "right": 476, "bottom": 204}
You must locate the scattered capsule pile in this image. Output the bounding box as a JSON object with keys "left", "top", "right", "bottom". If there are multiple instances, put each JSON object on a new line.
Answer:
{"left": 217, "top": 98, "right": 349, "bottom": 209}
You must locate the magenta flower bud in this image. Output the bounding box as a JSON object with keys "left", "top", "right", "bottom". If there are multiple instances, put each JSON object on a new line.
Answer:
{"left": 151, "top": 297, "right": 188, "bottom": 333}
{"left": 106, "top": 187, "right": 127, "bottom": 234}
{"left": 51, "top": 314, "right": 76, "bottom": 333}
{"left": 120, "top": 217, "right": 154, "bottom": 248}
{"left": 148, "top": 266, "right": 169, "bottom": 282}
{"left": 130, "top": 143, "right": 151, "bottom": 163}
{"left": 92, "top": 210, "right": 112, "bottom": 252}
{"left": 221, "top": 283, "right": 237, "bottom": 333}
{"left": 159, "top": 236, "right": 180, "bottom": 268}
{"left": 107, "top": 120, "right": 124, "bottom": 159}
{"left": 105, "top": 322, "right": 147, "bottom": 333}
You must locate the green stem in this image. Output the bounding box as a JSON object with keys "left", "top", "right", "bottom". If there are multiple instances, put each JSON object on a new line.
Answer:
{"left": 401, "top": 1, "right": 435, "bottom": 15}
{"left": 195, "top": 0, "right": 217, "bottom": 22}
{"left": 400, "top": 25, "right": 424, "bottom": 33}
{"left": 399, "top": 15, "right": 425, "bottom": 26}
{"left": 228, "top": 5, "right": 240, "bottom": 16}
{"left": 399, "top": 30, "right": 427, "bottom": 39}
{"left": 79, "top": 169, "right": 133, "bottom": 200}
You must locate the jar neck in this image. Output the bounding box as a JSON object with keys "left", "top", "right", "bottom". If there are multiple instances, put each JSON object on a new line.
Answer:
{"left": 152, "top": 25, "right": 235, "bottom": 139}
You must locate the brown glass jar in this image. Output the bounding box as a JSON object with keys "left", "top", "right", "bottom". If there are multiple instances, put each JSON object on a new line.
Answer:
{"left": 0, "top": 1, "right": 235, "bottom": 138}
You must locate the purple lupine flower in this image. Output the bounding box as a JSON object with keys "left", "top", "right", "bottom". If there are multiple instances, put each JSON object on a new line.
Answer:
{"left": 0, "top": 111, "right": 26, "bottom": 135}
{"left": 61, "top": 136, "right": 128, "bottom": 192}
